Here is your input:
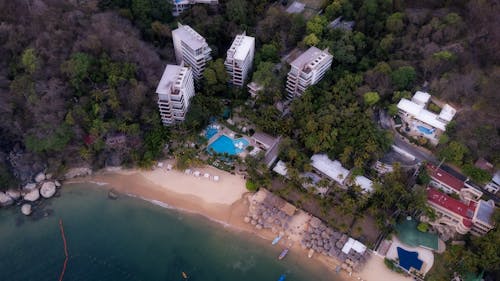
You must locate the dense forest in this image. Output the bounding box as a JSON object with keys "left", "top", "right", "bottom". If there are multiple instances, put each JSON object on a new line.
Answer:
{"left": 0, "top": 0, "right": 499, "bottom": 279}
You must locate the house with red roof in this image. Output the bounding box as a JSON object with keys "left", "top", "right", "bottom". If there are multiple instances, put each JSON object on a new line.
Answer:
{"left": 426, "top": 163, "right": 482, "bottom": 202}
{"left": 426, "top": 187, "right": 495, "bottom": 237}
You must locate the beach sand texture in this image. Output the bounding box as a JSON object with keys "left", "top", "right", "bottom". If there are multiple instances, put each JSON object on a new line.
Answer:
{"left": 76, "top": 162, "right": 412, "bottom": 281}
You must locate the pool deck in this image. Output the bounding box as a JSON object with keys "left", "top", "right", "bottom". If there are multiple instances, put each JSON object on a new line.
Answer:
{"left": 386, "top": 237, "right": 434, "bottom": 275}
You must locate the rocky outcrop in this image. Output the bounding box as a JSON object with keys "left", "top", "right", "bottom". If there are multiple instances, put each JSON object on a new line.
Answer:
{"left": 24, "top": 183, "right": 37, "bottom": 191}
{"left": 35, "top": 172, "right": 46, "bottom": 183}
{"left": 24, "top": 189, "right": 40, "bottom": 202}
{"left": 65, "top": 167, "right": 92, "bottom": 179}
{"left": 21, "top": 204, "right": 32, "bottom": 215}
{"left": 0, "top": 192, "right": 14, "bottom": 207}
{"left": 40, "top": 182, "right": 56, "bottom": 198}
{"left": 6, "top": 189, "right": 21, "bottom": 200}
{"left": 55, "top": 180, "right": 61, "bottom": 187}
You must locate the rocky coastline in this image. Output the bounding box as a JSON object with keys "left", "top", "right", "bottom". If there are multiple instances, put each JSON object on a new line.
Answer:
{"left": 0, "top": 167, "right": 93, "bottom": 216}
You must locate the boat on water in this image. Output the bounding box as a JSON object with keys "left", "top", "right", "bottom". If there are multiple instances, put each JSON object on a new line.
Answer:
{"left": 308, "top": 249, "right": 314, "bottom": 258}
{"left": 272, "top": 235, "right": 282, "bottom": 245}
{"left": 182, "top": 272, "right": 188, "bottom": 279}
{"left": 278, "top": 248, "right": 289, "bottom": 260}
{"left": 278, "top": 274, "right": 286, "bottom": 281}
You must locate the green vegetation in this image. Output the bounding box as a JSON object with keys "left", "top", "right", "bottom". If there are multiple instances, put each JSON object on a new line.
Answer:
{"left": 417, "top": 222, "right": 429, "bottom": 232}
{"left": 245, "top": 180, "right": 258, "bottom": 192}
{"left": 462, "top": 164, "right": 492, "bottom": 184}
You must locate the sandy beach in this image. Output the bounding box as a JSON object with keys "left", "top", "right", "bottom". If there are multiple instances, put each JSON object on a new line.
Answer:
{"left": 71, "top": 161, "right": 411, "bottom": 281}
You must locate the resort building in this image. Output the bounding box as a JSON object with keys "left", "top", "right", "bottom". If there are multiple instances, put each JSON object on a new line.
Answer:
{"left": 426, "top": 187, "right": 495, "bottom": 236}
{"left": 247, "top": 81, "right": 263, "bottom": 99}
{"left": 310, "top": 154, "right": 350, "bottom": 186}
{"left": 224, "top": 32, "right": 255, "bottom": 86}
{"left": 484, "top": 171, "right": 500, "bottom": 194}
{"left": 251, "top": 131, "right": 280, "bottom": 167}
{"left": 352, "top": 175, "right": 374, "bottom": 194}
{"left": 172, "top": 23, "right": 212, "bottom": 83}
{"left": 397, "top": 91, "right": 457, "bottom": 145}
{"left": 171, "top": 0, "right": 218, "bottom": 16}
{"left": 286, "top": 47, "right": 333, "bottom": 100}
{"left": 156, "top": 64, "right": 195, "bottom": 126}
{"left": 426, "top": 163, "right": 483, "bottom": 202}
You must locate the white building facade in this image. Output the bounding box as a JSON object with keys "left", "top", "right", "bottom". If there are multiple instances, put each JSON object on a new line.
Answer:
{"left": 224, "top": 33, "right": 255, "bottom": 86}
{"left": 172, "top": 23, "right": 212, "bottom": 83}
{"left": 286, "top": 47, "right": 333, "bottom": 100}
{"left": 156, "top": 65, "right": 195, "bottom": 126}
{"left": 172, "top": 0, "right": 218, "bottom": 16}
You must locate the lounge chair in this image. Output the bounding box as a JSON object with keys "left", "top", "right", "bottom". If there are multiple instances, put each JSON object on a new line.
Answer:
{"left": 213, "top": 175, "right": 220, "bottom": 182}
{"left": 194, "top": 171, "right": 201, "bottom": 177}
{"left": 166, "top": 164, "right": 173, "bottom": 171}
{"left": 184, "top": 169, "right": 192, "bottom": 175}
{"left": 204, "top": 173, "right": 210, "bottom": 179}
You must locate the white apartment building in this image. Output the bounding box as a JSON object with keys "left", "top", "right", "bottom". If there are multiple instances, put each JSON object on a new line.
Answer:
{"left": 172, "top": 23, "right": 212, "bottom": 83}
{"left": 156, "top": 65, "right": 195, "bottom": 126}
{"left": 286, "top": 47, "right": 333, "bottom": 99}
{"left": 224, "top": 32, "right": 255, "bottom": 86}
{"left": 172, "top": 0, "right": 218, "bottom": 16}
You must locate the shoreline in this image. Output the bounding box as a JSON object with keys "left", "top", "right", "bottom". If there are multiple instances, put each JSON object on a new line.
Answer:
{"left": 69, "top": 162, "right": 410, "bottom": 281}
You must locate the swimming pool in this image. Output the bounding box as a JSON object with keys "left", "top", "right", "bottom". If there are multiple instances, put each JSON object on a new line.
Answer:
{"left": 205, "top": 127, "right": 219, "bottom": 139}
{"left": 208, "top": 135, "right": 249, "bottom": 155}
{"left": 417, "top": 126, "right": 434, "bottom": 135}
{"left": 397, "top": 247, "right": 423, "bottom": 271}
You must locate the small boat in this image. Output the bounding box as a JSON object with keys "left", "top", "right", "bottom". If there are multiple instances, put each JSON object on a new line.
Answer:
{"left": 182, "top": 272, "right": 188, "bottom": 279}
{"left": 308, "top": 249, "right": 314, "bottom": 258}
{"left": 278, "top": 274, "right": 286, "bottom": 281}
{"left": 272, "top": 235, "right": 282, "bottom": 245}
{"left": 278, "top": 248, "right": 289, "bottom": 260}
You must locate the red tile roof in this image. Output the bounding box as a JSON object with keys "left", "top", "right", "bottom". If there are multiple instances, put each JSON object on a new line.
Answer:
{"left": 426, "top": 163, "right": 464, "bottom": 191}
{"left": 427, "top": 188, "right": 475, "bottom": 219}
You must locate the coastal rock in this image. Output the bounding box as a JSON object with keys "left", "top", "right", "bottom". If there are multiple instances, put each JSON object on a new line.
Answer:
{"left": 256, "top": 224, "right": 263, "bottom": 230}
{"left": 24, "top": 183, "right": 37, "bottom": 191}
{"left": 108, "top": 189, "right": 118, "bottom": 200}
{"left": 40, "top": 182, "right": 56, "bottom": 198}
{"left": 244, "top": 216, "right": 250, "bottom": 223}
{"left": 6, "top": 189, "right": 21, "bottom": 200}
{"left": 0, "top": 192, "right": 14, "bottom": 207}
{"left": 24, "top": 189, "right": 40, "bottom": 202}
{"left": 21, "top": 204, "right": 32, "bottom": 215}
{"left": 35, "top": 172, "right": 46, "bottom": 183}
{"left": 55, "top": 180, "right": 62, "bottom": 187}
{"left": 46, "top": 173, "right": 53, "bottom": 180}
{"left": 64, "top": 167, "right": 92, "bottom": 179}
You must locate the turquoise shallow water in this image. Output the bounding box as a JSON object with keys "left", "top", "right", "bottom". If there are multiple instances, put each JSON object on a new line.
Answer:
{"left": 0, "top": 183, "right": 338, "bottom": 281}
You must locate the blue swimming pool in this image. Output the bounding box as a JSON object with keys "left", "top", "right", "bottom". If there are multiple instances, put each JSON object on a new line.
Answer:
{"left": 397, "top": 247, "right": 423, "bottom": 271}
{"left": 208, "top": 135, "right": 249, "bottom": 155}
{"left": 417, "top": 125, "right": 434, "bottom": 135}
{"left": 205, "top": 127, "right": 218, "bottom": 139}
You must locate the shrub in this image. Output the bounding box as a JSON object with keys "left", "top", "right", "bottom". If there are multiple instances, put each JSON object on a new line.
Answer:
{"left": 245, "top": 180, "right": 258, "bottom": 192}
{"left": 417, "top": 222, "right": 429, "bottom": 232}
{"left": 246, "top": 145, "right": 254, "bottom": 152}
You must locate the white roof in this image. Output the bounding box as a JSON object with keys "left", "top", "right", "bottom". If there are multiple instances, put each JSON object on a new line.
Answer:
{"left": 397, "top": 99, "right": 424, "bottom": 116}
{"left": 412, "top": 91, "right": 431, "bottom": 105}
{"left": 311, "top": 154, "right": 349, "bottom": 185}
{"left": 273, "top": 160, "right": 288, "bottom": 177}
{"left": 417, "top": 110, "right": 447, "bottom": 131}
{"left": 354, "top": 176, "right": 374, "bottom": 193}
{"left": 290, "top": 47, "right": 331, "bottom": 69}
{"left": 493, "top": 171, "right": 500, "bottom": 185}
{"left": 172, "top": 24, "right": 207, "bottom": 50}
{"left": 438, "top": 104, "right": 456, "bottom": 122}
{"left": 156, "top": 65, "right": 187, "bottom": 95}
{"left": 341, "top": 238, "right": 367, "bottom": 254}
{"left": 232, "top": 35, "right": 255, "bottom": 62}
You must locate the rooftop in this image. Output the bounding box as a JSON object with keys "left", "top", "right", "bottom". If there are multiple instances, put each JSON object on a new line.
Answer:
{"left": 353, "top": 175, "right": 374, "bottom": 193}
{"left": 427, "top": 188, "right": 475, "bottom": 219}
{"left": 311, "top": 154, "right": 350, "bottom": 185}
{"left": 172, "top": 23, "right": 208, "bottom": 50}
{"left": 341, "top": 237, "right": 367, "bottom": 254}
{"left": 426, "top": 163, "right": 464, "bottom": 191}
{"left": 227, "top": 33, "right": 255, "bottom": 62}
{"left": 475, "top": 200, "right": 495, "bottom": 226}
{"left": 412, "top": 91, "right": 431, "bottom": 105}
{"left": 252, "top": 131, "right": 278, "bottom": 149}
{"left": 290, "top": 47, "right": 331, "bottom": 70}
{"left": 397, "top": 98, "right": 449, "bottom": 131}
{"left": 438, "top": 104, "right": 457, "bottom": 122}
{"left": 286, "top": 1, "right": 305, "bottom": 14}
{"left": 272, "top": 160, "right": 288, "bottom": 177}
{"left": 156, "top": 65, "right": 188, "bottom": 95}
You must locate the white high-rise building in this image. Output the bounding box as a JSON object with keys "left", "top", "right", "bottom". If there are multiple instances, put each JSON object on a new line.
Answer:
{"left": 156, "top": 64, "right": 195, "bottom": 126}
{"left": 172, "top": 0, "right": 218, "bottom": 16}
{"left": 224, "top": 32, "right": 255, "bottom": 86}
{"left": 285, "top": 47, "right": 333, "bottom": 99}
{"left": 172, "top": 23, "right": 211, "bottom": 83}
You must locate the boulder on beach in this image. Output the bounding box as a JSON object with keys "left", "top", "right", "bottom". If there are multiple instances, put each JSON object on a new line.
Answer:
{"left": 65, "top": 167, "right": 92, "bottom": 179}
{"left": 6, "top": 189, "right": 21, "bottom": 200}
{"left": 46, "top": 173, "right": 53, "bottom": 180}
{"left": 54, "top": 180, "right": 62, "bottom": 187}
{"left": 40, "top": 182, "right": 56, "bottom": 198}
{"left": 21, "top": 204, "right": 32, "bottom": 215}
{"left": 108, "top": 189, "right": 119, "bottom": 200}
{"left": 0, "top": 192, "right": 14, "bottom": 207}
{"left": 24, "top": 183, "right": 37, "bottom": 191}
{"left": 244, "top": 216, "right": 250, "bottom": 223}
{"left": 35, "top": 172, "right": 46, "bottom": 183}
{"left": 24, "top": 189, "right": 40, "bottom": 202}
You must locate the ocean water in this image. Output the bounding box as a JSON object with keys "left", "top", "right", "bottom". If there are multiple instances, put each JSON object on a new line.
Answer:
{"left": 0, "top": 183, "right": 338, "bottom": 281}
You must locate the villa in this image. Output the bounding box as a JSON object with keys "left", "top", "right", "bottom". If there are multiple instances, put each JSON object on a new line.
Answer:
{"left": 426, "top": 163, "right": 483, "bottom": 202}
{"left": 484, "top": 171, "right": 500, "bottom": 194}
{"left": 171, "top": 0, "right": 218, "bottom": 16}
{"left": 397, "top": 91, "right": 456, "bottom": 145}
{"left": 225, "top": 32, "right": 255, "bottom": 87}
{"left": 426, "top": 187, "right": 495, "bottom": 237}
{"left": 251, "top": 131, "right": 280, "bottom": 167}
{"left": 310, "top": 154, "right": 350, "bottom": 186}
